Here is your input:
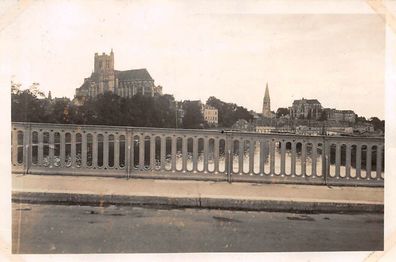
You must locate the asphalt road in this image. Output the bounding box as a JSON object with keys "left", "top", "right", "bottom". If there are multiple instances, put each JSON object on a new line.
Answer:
{"left": 12, "top": 203, "right": 383, "bottom": 253}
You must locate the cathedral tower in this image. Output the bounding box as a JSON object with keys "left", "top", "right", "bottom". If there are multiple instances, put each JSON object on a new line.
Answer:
{"left": 94, "top": 49, "right": 114, "bottom": 73}
{"left": 262, "top": 82, "right": 272, "bottom": 117}
{"left": 93, "top": 49, "right": 115, "bottom": 93}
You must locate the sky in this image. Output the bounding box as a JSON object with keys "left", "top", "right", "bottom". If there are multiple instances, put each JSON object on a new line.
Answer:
{"left": 0, "top": 0, "right": 387, "bottom": 119}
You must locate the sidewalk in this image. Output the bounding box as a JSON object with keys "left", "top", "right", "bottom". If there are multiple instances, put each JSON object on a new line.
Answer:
{"left": 12, "top": 174, "right": 384, "bottom": 213}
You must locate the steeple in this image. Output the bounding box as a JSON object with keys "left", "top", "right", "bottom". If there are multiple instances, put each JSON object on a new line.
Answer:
{"left": 264, "top": 82, "right": 270, "bottom": 101}
{"left": 262, "top": 82, "right": 272, "bottom": 118}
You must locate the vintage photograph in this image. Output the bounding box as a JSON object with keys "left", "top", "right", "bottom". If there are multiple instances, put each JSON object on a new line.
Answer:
{"left": 2, "top": 0, "right": 391, "bottom": 258}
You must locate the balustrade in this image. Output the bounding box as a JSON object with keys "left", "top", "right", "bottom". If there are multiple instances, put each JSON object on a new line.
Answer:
{"left": 11, "top": 122, "right": 384, "bottom": 186}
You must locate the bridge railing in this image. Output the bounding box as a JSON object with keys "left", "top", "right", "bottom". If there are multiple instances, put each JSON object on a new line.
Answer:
{"left": 11, "top": 122, "right": 384, "bottom": 186}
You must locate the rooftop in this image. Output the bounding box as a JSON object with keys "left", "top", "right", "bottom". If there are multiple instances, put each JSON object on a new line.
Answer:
{"left": 292, "top": 98, "right": 321, "bottom": 105}
{"left": 115, "top": 69, "right": 154, "bottom": 81}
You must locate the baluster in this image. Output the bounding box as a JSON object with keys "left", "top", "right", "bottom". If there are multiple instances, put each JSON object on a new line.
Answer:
{"left": 322, "top": 142, "right": 328, "bottom": 178}
{"left": 126, "top": 131, "right": 131, "bottom": 175}
{"left": 92, "top": 133, "right": 98, "bottom": 168}
{"left": 171, "top": 136, "right": 177, "bottom": 171}
{"left": 203, "top": 137, "right": 209, "bottom": 173}
{"left": 38, "top": 131, "right": 43, "bottom": 166}
{"left": 326, "top": 142, "right": 331, "bottom": 178}
{"left": 150, "top": 136, "right": 155, "bottom": 170}
{"left": 49, "top": 132, "right": 54, "bottom": 167}
{"left": 71, "top": 132, "right": 76, "bottom": 167}
{"left": 160, "top": 136, "right": 166, "bottom": 170}
{"left": 23, "top": 128, "right": 31, "bottom": 173}
{"left": 356, "top": 144, "right": 362, "bottom": 178}
{"left": 182, "top": 137, "right": 188, "bottom": 171}
{"left": 225, "top": 135, "right": 231, "bottom": 180}
{"left": 335, "top": 144, "right": 341, "bottom": 178}
{"left": 301, "top": 142, "right": 306, "bottom": 176}
{"left": 114, "top": 134, "right": 119, "bottom": 168}
{"left": 81, "top": 133, "right": 87, "bottom": 167}
{"left": 238, "top": 139, "right": 243, "bottom": 174}
{"left": 270, "top": 140, "right": 275, "bottom": 175}
{"left": 249, "top": 139, "right": 254, "bottom": 175}
{"left": 12, "top": 130, "right": 17, "bottom": 165}
{"left": 346, "top": 144, "right": 351, "bottom": 178}
{"left": 139, "top": 135, "right": 145, "bottom": 170}
{"left": 311, "top": 143, "right": 317, "bottom": 177}
{"left": 103, "top": 134, "right": 109, "bottom": 168}
{"left": 281, "top": 141, "right": 286, "bottom": 175}
{"left": 131, "top": 135, "right": 135, "bottom": 169}
{"left": 60, "top": 132, "right": 65, "bottom": 168}
{"left": 193, "top": 137, "right": 198, "bottom": 172}
{"left": 366, "top": 144, "right": 372, "bottom": 179}
{"left": 291, "top": 142, "right": 296, "bottom": 176}
{"left": 376, "top": 144, "right": 383, "bottom": 179}
{"left": 259, "top": 140, "right": 266, "bottom": 175}
{"left": 214, "top": 138, "right": 219, "bottom": 173}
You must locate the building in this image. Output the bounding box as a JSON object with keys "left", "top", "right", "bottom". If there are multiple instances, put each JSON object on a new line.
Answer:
{"left": 74, "top": 50, "right": 163, "bottom": 103}
{"left": 326, "top": 126, "right": 354, "bottom": 136}
{"left": 201, "top": 104, "right": 218, "bottom": 126}
{"left": 262, "top": 82, "right": 274, "bottom": 118}
{"left": 324, "top": 108, "right": 356, "bottom": 123}
{"left": 289, "top": 98, "right": 322, "bottom": 120}
{"left": 256, "top": 125, "right": 276, "bottom": 134}
{"left": 232, "top": 119, "right": 255, "bottom": 132}
{"left": 353, "top": 123, "right": 375, "bottom": 134}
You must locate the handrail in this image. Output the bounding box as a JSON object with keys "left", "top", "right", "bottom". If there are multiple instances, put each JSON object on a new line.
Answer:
{"left": 11, "top": 122, "right": 384, "bottom": 187}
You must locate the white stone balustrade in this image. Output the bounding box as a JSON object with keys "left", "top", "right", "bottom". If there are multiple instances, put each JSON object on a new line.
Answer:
{"left": 11, "top": 122, "right": 384, "bottom": 186}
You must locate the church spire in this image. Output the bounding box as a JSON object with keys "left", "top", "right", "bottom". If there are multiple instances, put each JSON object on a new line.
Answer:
{"left": 264, "top": 82, "right": 270, "bottom": 100}
{"left": 262, "top": 82, "right": 272, "bottom": 118}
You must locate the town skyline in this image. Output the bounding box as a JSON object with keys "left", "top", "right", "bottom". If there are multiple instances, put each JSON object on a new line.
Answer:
{"left": 2, "top": 0, "right": 385, "bottom": 119}
{"left": 10, "top": 49, "right": 384, "bottom": 121}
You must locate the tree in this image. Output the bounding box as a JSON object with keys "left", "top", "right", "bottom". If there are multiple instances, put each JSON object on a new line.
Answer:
{"left": 49, "top": 97, "right": 73, "bottom": 124}
{"left": 151, "top": 94, "right": 177, "bottom": 128}
{"left": 182, "top": 101, "right": 204, "bottom": 129}
{"left": 368, "top": 117, "right": 385, "bottom": 132}
{"left": 28, "top": 83, "right": 45, "bottom": 98}
{"left": 11, "top": 80, "right": 21, "bottom": 95}
{"left": 72, "top": 97, "right": 97, "bottom": 124}
{"left": 356, "top": 115, "right": 367, "bottom": 123}
{"left": 206, "top": 96, "right": 253, "bottom": 127}
{"left": 91, "top": 93, "right": 124, "bottom": 125}
{"left": 11, "top": 89, "right": 49, "bottom": 123}
{"left": 276, "top": 108, "right": 289, "bottom": 118}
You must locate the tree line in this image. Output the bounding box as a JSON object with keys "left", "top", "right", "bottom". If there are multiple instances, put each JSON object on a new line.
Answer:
{"left": 11, "top": 85, "right": 253, "bottom": 129}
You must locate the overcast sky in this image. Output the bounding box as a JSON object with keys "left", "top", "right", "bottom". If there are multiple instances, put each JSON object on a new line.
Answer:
{"left": 0, "top": 0, "right": 386, "bottom": 119}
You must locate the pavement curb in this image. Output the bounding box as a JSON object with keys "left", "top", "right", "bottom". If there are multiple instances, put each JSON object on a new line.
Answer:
{"left": 12, "top": 191, "right": 384, "bottom": 213}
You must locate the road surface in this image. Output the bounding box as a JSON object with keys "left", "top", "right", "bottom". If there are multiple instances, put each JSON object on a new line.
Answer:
{"left": 12, "top": 203, "right": 383, "bottom": 253}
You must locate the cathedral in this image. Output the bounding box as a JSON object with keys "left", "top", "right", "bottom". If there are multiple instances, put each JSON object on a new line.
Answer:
{"left": 74, "top": 50, "right": 163, "bottom": 103}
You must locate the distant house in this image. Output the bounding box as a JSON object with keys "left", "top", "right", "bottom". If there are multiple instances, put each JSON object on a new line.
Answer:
{"left": 324, "top": 108, "right": 356, "bottom": 123}
{"left": 353, "top": 123, "right": 375, "bottom": 134}
{"left": 201, "top": 104, "right": 218, "bottom": 127}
